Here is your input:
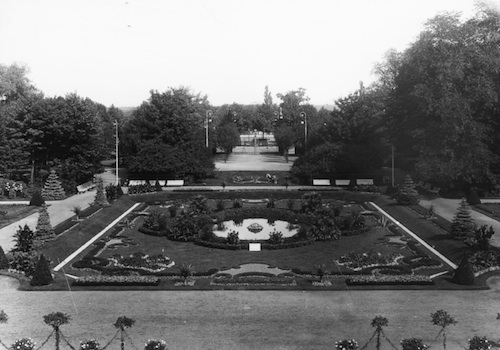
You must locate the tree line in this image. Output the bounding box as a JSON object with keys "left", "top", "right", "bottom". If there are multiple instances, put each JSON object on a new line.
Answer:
{"left": 292, "top": 7, "right": 500, "bottom": 193}
{"left": 1, "top": 6, "right": 499, "bottom": 192}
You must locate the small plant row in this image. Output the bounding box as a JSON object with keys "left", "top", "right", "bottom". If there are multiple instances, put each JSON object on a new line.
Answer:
{"left": 0, "top": 310, "right": 496, "bottom": 350}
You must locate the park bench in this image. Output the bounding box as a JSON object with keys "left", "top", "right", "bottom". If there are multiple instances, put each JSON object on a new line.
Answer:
{"left": 356, "top": 179, "right": 374, "bottom": 186}
{"left": 166, "top": 180, "right": 184, "bottom": 187}
{"left": 77, "top": 181, "right": 95, "bottom": 194}
{"left": 128, "top": 180, "right": 147, "bottom": 186}
{"left": 313, "top": 179, "right": 331, "bottom": 186}
{"left": 335, "top": 179, "right": 351, "bottom": 186}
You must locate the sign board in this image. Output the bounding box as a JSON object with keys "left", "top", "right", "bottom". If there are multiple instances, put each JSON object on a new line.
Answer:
{"left": 249, "top": 243, "right": 261, "bottom": 251}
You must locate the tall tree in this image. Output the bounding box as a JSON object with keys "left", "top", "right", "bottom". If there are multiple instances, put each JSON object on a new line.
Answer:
{"left": 385, "top": 10, "right": 500, "bottom": 189}
{"left": 122, "top": 88, "right": 214, "bottom": 180}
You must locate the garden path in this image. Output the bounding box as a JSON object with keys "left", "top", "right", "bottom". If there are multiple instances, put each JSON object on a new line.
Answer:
{"left": 420, "top": 198, "right": 500, "bottom": 248}
{"left": 219, "top": 263, "right": 291, "bottom": 276}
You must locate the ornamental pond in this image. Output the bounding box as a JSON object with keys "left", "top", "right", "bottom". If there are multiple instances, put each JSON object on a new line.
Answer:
{"left": 212, "top": 218, "right": 300, "bottom": 240}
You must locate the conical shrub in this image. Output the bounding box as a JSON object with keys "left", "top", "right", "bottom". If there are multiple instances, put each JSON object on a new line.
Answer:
{"left": 41, "top": 170, "right": 66, "bottom": 200}
{"left": 29, "top": 190, "right": 45, "bottom": 207}
{"left": 466, "top": 188, "right": 481, "bottom": 205}
{"left": 450, "top": 198, "right": 476, "bottom": 240}
{"left": 30, "top": 254, "right": 53, "bottom": 286}
{"left": 0, "top": 246, "right": 9, "bottom": 269}
{"left": 93, "top": 177, "right": 109, "bottom": 207}
{"left": 452, "top": 255, "right": 475, "bottom": 285}
{"left": 395, "top": 175, "right": 419, "bottom": 205}
{"left": 34, "top": 205, "right": 55, "bottom": 243}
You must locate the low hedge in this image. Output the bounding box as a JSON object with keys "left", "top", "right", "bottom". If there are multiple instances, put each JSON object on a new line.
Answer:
{"left": 212, "top": 276, "right": 296, "bottom": 285}
{"left": 54, "top": 220, "right": 79, "bottom": 236}
{"left": 79, "top": 205, "right": 103, "bottom": 218}
{"left": 138, "top": 226, "right": 165, "bottom": 237}
{"left": 345, "top": 275, "right": 433, "bottom": 285}
{"left": 72, "top": 275, "right": 160, "bottom": 286}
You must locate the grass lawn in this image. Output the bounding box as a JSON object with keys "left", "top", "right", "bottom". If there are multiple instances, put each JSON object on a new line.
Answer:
{"left": 54, "top": 194, "right": 446, "bottom": 280}
{"left": 0, "top": 205, "right": 39, "bottom": 229}
{"left": 474, "top": 202, "right": 500, "bottom": 219}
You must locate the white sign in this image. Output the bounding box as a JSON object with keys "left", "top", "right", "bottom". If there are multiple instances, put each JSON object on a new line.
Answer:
{"left": 249, "top": 243, "right": 261, "bottom": 251}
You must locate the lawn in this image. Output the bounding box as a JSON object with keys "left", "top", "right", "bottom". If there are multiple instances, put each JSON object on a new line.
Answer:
{"left": 0, "top": 205, "right": 39, "bottom": 229}
{"left": 56, "top": 195, "right": 446, "bottom": 280}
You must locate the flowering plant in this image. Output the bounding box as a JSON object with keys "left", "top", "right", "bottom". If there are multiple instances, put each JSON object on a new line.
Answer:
{"left": 80, "top": 339, "right": 101, "bottom": 350}
{"left": 335, "top": 339, "right": 358, "bottom": 350}
{"left": 346, "top": 274, "right": 432, "bottom": 284}
{"left": 72, "top": 275, "right": 160, "bottom": 286}
{"left": 400, "top": 338, "right": 428, "bottom": 350}
{"left": 144, "top": 339, "right": 167, "bottom": 350}
{"left": 468, "top": 335, "right": 491, "bottom": 350}
{"left": 10, "top": 338, "right": 35, "bottom": 350}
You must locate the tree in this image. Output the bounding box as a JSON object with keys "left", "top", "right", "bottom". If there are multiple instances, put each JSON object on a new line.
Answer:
{"left": 93, "top": 177, "right": 109, "bottom": 207}
{"left": 395, "top": 175, "right": 419, "bottom": 205}
{"left": 216, "top": 122, "right": 240, "bottom": 162}
{"left": 450, "top": 198, "right": 476, "bottom": 240}
{"left": 12, "top": 224, "right": 34, "bottom": 253}
{"left": 34, "top": 205, "right": 55, "bottom": 244}
{"left": 474, "top": 225, "right": 495, "bottom": 250}
{"left": 41, "top": 170, "right": 65, "bottom": 200}
{"left": 179, "top": 263, "right": 194, "bottom": 285}
{"left": 384, "top": 10, "right": 500, "bottom": 189}
{"left": 122, "top": 88, "right": 215, "bottom": 180}
{"left": 431, "top": 309, "right": 457, "bottom": 350}
{"left": 72, "top": 206, "right": 82, "bottom": 221}
{"left": 30, "top": 254, "right": 53, "bottom": 286}
{"left": 273, "top": 125, "right": 295, "bottom": 162}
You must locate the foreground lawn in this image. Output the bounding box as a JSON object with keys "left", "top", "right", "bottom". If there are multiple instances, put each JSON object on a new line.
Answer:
{"left": 0, "top": 205, "right": 39, "bottom": 229}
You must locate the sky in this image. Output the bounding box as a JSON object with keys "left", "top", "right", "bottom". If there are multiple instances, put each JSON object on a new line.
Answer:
{"left": 0, "top": 0, "right": 485, "bottom": 108}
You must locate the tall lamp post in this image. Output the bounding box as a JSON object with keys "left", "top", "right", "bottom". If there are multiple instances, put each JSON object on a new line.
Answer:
{"left": 206, "top": 110, "right": 213, "bottom": 148}
{"left": 113, "top": 120, "right": 119, "bottom": 185}
{"left": 300, "top": 111, "right": 307, "bottom": 151}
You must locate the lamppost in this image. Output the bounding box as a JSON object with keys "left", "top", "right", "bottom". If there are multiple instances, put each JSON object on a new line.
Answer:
{"left": 254, "top": 129, "right": 258, "bottom": 154}
{"left": 300, "top": 111, "right": 307, "bottom": 151}
{"left": 205, "top": 110, "right": 213, "bottom": 148}
{"left": 113, "top": 120, "right": 119, "bottom": 185}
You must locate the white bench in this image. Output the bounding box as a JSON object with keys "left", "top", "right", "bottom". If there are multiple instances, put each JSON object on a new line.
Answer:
{"left": 313, "top": 179, "right": 331, "bottom": 186}
{"left": 158, "top": 180, "right": 166, "bottom": 186}
{"left": 335, "top": 179, "right": 351, "bottom": 186}
{"left": 128, "top": 180, "right": 147, "bottom": 186}
{"left": 356, "top": 179, "right": 374, "bottom": 186}
{"left": 166, "top": 180, "right": 184, "bottom": 187}
{"left": 77, "top": 181, "right": 95, "bottom": 194}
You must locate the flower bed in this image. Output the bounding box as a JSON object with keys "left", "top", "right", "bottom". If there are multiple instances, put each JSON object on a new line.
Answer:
{"left": 345, "top": 274, "right": 433, "bottom": 286}
{"left": 211, "top": 275, "right": 297, "bottom": 286}
{"left": 336, "top": 251, "right": 403, "bottom": 271}
{"left": 109, "top": 252, "right": 173, "bottom": 273}
{"left": 72, "top": 275, "right": 160, "bottom": 286}
{"left": 468, "top": 250, "right": 500, "bottom": 275}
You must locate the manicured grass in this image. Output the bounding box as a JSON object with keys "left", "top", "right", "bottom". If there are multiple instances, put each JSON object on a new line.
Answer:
{"left": 0, "top": 205, "right": 39, "bottom": 229}
{"left": 474, "top": 203, "right": 500, "bottom": 219}
{"left": 40, "top": 197, "right": 137, "bottom": 266}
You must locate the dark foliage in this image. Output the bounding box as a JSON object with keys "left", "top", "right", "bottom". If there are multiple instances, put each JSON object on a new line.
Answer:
{"left": 452, "top": 255, "right": 475, "bottom": 285}
{"left": 29, "top": 190, "right": 45, "bottom": 206}
{"left": 30, "top": 254, "right": 54, "bottom": 286}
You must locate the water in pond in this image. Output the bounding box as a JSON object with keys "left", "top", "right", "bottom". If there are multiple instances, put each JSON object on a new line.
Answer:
{"left": 213, "top": 218, "right": 299, "bottom": 240}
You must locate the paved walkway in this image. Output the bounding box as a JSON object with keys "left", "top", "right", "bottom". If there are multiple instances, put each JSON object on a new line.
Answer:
{"left": 420, "top": 198, "right": 500, "bottom": 248}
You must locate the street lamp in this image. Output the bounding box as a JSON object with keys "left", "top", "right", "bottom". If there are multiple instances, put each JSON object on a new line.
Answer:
{"left": 205, "top": 110, "right": 213, "bottom": 148}
{"left": 300, "top": 111, "right": 307, "bottom": 151}
{"left": 113, "top": 120, "right": 119, "bottom": 185}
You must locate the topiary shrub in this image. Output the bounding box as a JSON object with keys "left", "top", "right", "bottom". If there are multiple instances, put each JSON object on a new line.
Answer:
{"left": 450, "top": 198, "right": 476, "bottom": 240}
{"left": 29, "top": 190, "right": 45, "bottom": 207}
{"left": 452, "top": 255, "right": 475, "bottom": 285}
{"left": 395, "top": 175, "right": 419, "bottom": 205}
{"left": 41, "top": 170, "right": 66, "bottom": 200}
{"left": 93, "top": 177, "right": 110, "bottom": 207}
{"left": 34, "top": 206, "right": 55, "bottom": 244}
{"left": 30, "top": 254, "right": 54, "bottom": 286}
{"left": 0, "top": 246, "right": 9, "bottom": 269}
{"left": 466, "top": 188, "right": 481, "bottom": 205}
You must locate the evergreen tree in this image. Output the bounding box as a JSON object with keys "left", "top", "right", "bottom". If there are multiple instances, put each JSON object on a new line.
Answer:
{"left": 29, "top": 190, "right": 45, "bottom": 206}
{"left": 450, "top": 198, "right": 476, "bottom": 240}
{"left": 30, "top": 254, "right": 53, "bottom": 286}
{"left": 34, "top": 205, "right": 55, "bottom": 244}
{"left": 0, "top": 246, "right": 9, "bottom": 269}
{"left": 395, "top": 175, "right": 419, "bottom": 205}
{"left": 12, "top": 224, "right": 34, "bottom": 253}
{"left": 93, "top": 177, "right": 109, "bottom": 207}
{"left": 41, "top": 170, "right": 66, "bottom": 200}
